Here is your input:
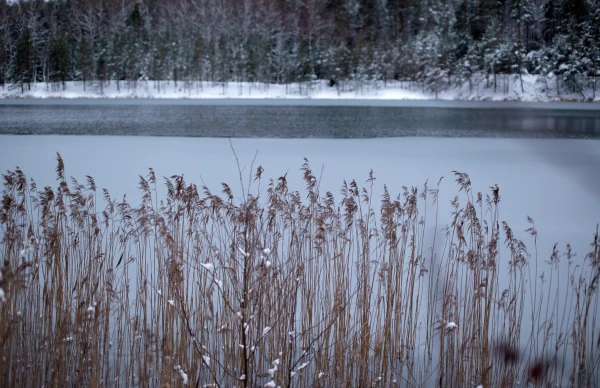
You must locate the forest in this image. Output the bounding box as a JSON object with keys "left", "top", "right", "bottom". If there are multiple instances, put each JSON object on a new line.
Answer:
{"left": 0, "top": 0, "right": 599, "bottom": 95}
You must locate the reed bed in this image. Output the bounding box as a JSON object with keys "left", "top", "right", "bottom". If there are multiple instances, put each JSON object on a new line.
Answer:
{"left": 0, "top": 154, "right": 599, "bottom": 387}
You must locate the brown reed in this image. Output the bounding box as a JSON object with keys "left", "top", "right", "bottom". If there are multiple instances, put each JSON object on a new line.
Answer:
{"left": 0, "top": 154, "right": 598, "bottom": 387}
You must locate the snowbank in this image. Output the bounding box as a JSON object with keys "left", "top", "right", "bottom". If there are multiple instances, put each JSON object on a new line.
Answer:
{"left": 2, "top": 73, "right": 598, "bottom": 102}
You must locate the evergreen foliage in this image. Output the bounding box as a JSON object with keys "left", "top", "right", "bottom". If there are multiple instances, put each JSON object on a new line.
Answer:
{"left": 0, "top": 0, "right": 597, "bottom": 94}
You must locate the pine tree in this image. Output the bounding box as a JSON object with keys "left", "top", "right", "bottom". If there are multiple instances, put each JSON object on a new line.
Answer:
{"left": 0, "top": 0, "right": 596, "bottom": 95}
{"left": 77, "top": 37, "right": 93, "bottom": 89}
{"left": 12, "top": 27, "right": 34, "bottom": 92}
{"left": 48, "top": 33, "right": 69, "bottom": 90}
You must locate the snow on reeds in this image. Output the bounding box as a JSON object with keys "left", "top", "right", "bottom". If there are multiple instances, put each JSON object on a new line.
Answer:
{"left": 0, "top": 154, "right": 598, "bottom": 387}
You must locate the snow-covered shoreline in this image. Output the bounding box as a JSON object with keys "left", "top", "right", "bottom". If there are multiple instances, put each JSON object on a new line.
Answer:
{"left": 2, "top": 73, "right": 599, "bottom": 102}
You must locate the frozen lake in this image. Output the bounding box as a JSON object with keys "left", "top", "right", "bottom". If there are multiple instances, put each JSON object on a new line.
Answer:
{"left": 1, "top": 101, "right": 599, "bottom": 259}
{"left": 1, "top": 99, "right": 600, "bottom": 138}
{"left": 1, "top": 135, "right": 598, "bottom": 258}
{"left": 1, "top": 101, "right": 599, "bottom": 387}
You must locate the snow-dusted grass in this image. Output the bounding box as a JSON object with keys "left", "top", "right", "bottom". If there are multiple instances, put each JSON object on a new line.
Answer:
{"left": 1, "top": 73, "right": 598, "bottom": 101}
{"left": 0, "top": 136, "right": 599, "bottom": 387}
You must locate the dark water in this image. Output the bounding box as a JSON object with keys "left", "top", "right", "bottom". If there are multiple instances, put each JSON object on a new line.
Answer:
{"left": 1, "top": 100, "right": 600, "bottom": 138}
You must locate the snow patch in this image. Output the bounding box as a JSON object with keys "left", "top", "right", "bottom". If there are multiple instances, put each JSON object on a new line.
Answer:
{"left": 1, "top": 76, "right": 598, "bottom": 102}
{"left": 175, "top": 365, "right": 189, "bottom": 385}
{"left": 200, "top": 262, "right": 214, "bottom": 271}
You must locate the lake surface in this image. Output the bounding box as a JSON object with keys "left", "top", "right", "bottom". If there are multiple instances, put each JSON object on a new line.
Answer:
{"left": 1, "top": 100, "right": 600, "bottom": 386}
{"left": 1, "top": 99, "right": 599, "bottom": 138}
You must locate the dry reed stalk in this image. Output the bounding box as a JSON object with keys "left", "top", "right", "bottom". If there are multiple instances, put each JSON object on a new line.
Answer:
{"left": 0, "top": 155, "right": 598, "bottom": 387}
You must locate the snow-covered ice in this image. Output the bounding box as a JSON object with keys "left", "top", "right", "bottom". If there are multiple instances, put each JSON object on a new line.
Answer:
{"left": 0, "top": 134, "right": 596, "bottom": 264}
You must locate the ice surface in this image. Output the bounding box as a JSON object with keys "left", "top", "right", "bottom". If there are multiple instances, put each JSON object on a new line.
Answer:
{"left": 0, "top": 135, "right": 597, "bottom": 263}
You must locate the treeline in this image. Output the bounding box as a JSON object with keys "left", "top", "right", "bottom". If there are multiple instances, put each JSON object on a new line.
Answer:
{"left": 0, "top": 0, "right": 599, "bottom": 95}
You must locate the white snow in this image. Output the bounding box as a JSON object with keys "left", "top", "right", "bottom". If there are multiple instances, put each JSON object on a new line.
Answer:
{"left": 296, "top": 362, "right": 310, "bottom": 371}
{"left": 267, "top": 358, "right": 280, "bottom": 378}
{"left": 264, "top": 381, "right": 277, "bottom": 388}
{"left": 445, "top": 322, "right": 458, "bottom": 330}
{"left": 291, "top": 361, "right": 310, "bottom": 377}
{"left": 262, "top": 326, "right": 271, "bottom": 336}
{"left": 200, "top": 263, "right": 214, "bottom": 271}
{"left": 175, "top": 365, "right": 189, "bottom": 385}
{"left": 0, "top": 80, "right": 425, "bottom": 100}
{"left": 179, "top": 369, "right": 189, "bottom": 385}
{"left": 1, "top": 74, "right": 597, "bottom": 102}
{"left": 167, "top": 300, "right": 175, "bottom": 306}
{"left": 262, "top": 248, "right": 271, "bottom": 255}
{"left": 202, "top": 355, "right": 210, "bottom": 366}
